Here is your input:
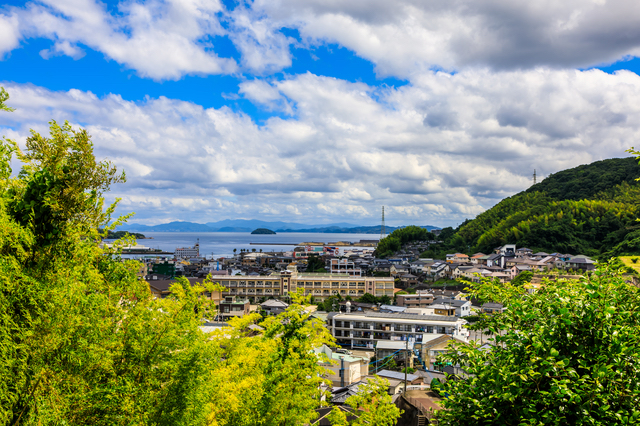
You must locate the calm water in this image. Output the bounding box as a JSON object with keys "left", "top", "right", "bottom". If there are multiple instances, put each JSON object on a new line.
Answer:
{"left": 109, "top": 232, "right": 378, "bottom": 258}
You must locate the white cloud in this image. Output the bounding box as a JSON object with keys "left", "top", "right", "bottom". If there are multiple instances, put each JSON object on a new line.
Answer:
{"left": 4, "top": 0, "right": 640, "bottom": 80}
{"left": 2, "top": 67, "right": 639, "bottom": 226}
{"left": 247, "top": 0, "right": 640, "bottom": 76}
{"left": 12, "top": 0, "right": 236, "bottom": 80}
{"left": 0, "top": 12, "right": 21, "bottom": 57}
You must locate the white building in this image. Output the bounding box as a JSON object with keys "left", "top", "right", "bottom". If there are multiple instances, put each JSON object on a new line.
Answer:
{"left": 175, "top": 241, "right": 200, "bottom": 259}
{"left": 330, "top": 311, "right": 468, "bottom": 350}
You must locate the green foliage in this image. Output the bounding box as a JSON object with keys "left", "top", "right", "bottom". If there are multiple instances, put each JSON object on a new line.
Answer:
{"left": 436, "top": 263, "right": 640, "bottom": 426}
{"left": 431, "top": 157, "right": 640, "bottom": 258}
{"left": 306, "top": 254, "right": 326, "bottom": 272}
{"left": 375, "top": 225, "right": 434, "bottom": 258}
{"left": 317, "top": 294, "right": 343, "bottom": 312}
{"left": 0, "top": 90, "right": 403, "bottom": 426}
{"left": 511, "top": 270, "right": 534, "bottom": 286}
{"left": 357, "top": 293, "right": 391, "bottom": 305}
{"left": 430, "top": 378, "right": 442, "bottom": 396}
{"left": 327, "top": 377, "right": 402, "bottom": 426}
{"left": 0, "top": 87, "right": 14, "bottom": 112}
{"left": 100, "top": 229, "right": 146, "bottom": 239}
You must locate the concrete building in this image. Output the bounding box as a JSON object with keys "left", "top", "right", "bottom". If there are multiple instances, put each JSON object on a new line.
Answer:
{"left": 396, "top": 291, "right": 434, "bottom": 308}
{"left": 175, "top": 241, "right": 200, "bottom": 259}
{"left": 216, "top": 265, "right": 395, "bottom": 301}
{"left": 329, "top": 311, "right": 469, "bottom": 350}
{"left": 330, "top": 258, "right": 362, "bottom": 276}
{"left": 218, "top": 295, "right": 250, "bottom": 320}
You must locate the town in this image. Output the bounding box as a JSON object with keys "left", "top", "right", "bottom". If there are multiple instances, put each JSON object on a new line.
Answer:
{"left": 123, "top": 237, "right": 599, "bottom": 423}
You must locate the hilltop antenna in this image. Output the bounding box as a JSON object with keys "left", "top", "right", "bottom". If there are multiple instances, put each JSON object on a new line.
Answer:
{"left": 380, "top": 206, "right": 386, "bottom": 239}
{"left": 533, "top": 169, "right": 537, "bottom": 185}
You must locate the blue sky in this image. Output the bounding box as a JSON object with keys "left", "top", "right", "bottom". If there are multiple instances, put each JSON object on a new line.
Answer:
{"left": 1, "top": 0, "right": 640, "bottom": 227}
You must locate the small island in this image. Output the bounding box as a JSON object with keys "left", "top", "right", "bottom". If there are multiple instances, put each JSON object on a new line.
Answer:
{"left": 251, "top": 228, "right": 276, "bottom": 235}
{"left": 103, "top": 230, "right": 148, "bottom": 240}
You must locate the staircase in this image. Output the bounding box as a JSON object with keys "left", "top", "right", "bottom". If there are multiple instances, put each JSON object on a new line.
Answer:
{"left": 417, "top": 415, "right": 427, "bottom": 426}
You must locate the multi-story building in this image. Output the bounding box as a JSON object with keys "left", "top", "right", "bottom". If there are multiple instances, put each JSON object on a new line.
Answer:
{"left": 218, "top": 295, "right": 250, "bottom": 320}
{"left": 329, "top": 311, "right": 468, "bottom": 349}
{"left": 396, "top": 291, "right": 434, "bottom": 308}
{"left": 214, "top": 265, "right": 394, "bottom": 301}
{"left": 330, "top": 258, "right": 362, "bottom": 276}
{"left": 175, "top": 241, "right": 200, "bottom": 259}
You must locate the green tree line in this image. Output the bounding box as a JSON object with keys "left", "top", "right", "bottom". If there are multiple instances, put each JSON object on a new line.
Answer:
{"left": 375, "top": 225, "right": 434, "bottom": 258}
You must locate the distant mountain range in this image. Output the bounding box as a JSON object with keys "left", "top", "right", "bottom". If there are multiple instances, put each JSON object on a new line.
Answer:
{"left": 117, "top": 220, "right": 441, "bottom": 234}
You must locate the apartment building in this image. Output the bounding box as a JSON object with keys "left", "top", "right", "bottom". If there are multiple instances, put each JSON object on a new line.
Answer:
{"left": 395, "top": 291, "right": 434, "bottom": 308}
{"left": 329, "top": 311, "right": 469, "bottom": 349}
{"left": 330, "top": 258, "right": 362, "bottom": 276}
{"left": 216, "top": 265, "right": 394, "bottom": 301}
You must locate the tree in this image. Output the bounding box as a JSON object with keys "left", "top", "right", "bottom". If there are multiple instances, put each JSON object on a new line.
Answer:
{"left": 0, "top": 87, "right": 14, "bottom": 112}
{"left": 436, "top": 263, "right": 640, "bottom": 425}
{"left": 511, "top": 270, "right": 533, "bottom": 286}
{"left": 327, "top": 376, "right": 402, "bottom": 426}
{"left": 306, "top": 254, "right": 326, "bottom": 272}
{"left": 0, "top": 91, "right": 402, "bottom": 426}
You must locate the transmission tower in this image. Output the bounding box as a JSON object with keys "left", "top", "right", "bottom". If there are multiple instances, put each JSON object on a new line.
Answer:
{"left": 380, "top": 206, "right": 386, "bottom": 239}
{"left": 533, "top": 169, "right": 537, "bottom": 185}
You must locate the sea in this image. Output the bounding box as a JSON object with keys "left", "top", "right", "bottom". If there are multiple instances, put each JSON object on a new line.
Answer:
{"left": 108, "top": 232, "right": 379, "bottom": 259}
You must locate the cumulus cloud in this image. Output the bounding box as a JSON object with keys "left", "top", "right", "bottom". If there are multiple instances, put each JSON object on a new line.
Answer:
{"left": 1, "top": 67, "right": 639, "bottom": 226}
{"left": 10, "top": 0, "right": 237, "bottom": 80}
{"left": 247, "top": 0, "right": 640, "bottom": 76}
{"left": 3, "top": 0, "right": 640, "bottom": 80}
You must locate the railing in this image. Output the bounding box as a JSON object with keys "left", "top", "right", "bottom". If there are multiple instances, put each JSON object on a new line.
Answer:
{"left": 402, "top": 395, "right": 438, "bottom": 420}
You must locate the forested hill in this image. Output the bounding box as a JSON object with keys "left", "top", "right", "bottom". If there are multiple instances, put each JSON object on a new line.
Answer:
{"left": 440, "top": 156, "right": 640, "bottom": 258}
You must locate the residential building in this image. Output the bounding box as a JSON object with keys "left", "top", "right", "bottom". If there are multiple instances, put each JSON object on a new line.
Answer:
{"left": 218, "top": 295, "right": 250, "bottom": 320}
{"left": 217, "top": 265, "right": 395, "bottom": 301}
{"left": 481, "top": 302, "right": 506, "bottom": 314}
{"left": 433, "top": 297, "right": 472, "bottom": 317}
{"left": 151, "top": 261, "right": 176, "bottom": 278}
{"left": 261, "top": 299, "right": 289, "bottom": 315}
{"left": 330, "top": 258, "right": 362, "bottom": 276}
{"left": 314, "top": 345, "right": 370, "bottom": 387}
{"left": 396, "top": 291, "right": 434, "bottom": 308}
{"left": 446, "top": 253, "right": 469, "bottom": 263}
{"left": 329, "top": 311, "right": 469, "bottom": 349}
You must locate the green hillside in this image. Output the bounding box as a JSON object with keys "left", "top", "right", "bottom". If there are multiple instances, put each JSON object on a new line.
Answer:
{"left": 437, "top": 157, "right": 640, "bottom": 258}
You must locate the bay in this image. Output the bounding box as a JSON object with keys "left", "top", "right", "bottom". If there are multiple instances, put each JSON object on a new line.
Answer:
{"left": 108, "top": 232, "right": 379, "bottom": 258}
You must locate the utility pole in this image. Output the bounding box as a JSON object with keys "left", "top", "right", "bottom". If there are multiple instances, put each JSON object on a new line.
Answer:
{"left": 404, "top": 337, "right": 409, "bottom": 394}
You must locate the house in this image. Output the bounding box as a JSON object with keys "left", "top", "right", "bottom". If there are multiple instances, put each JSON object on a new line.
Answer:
{"left": 260, "top": 299, "right": 289, "bottom": 315}
{"left": 376, "top": 369, "right": 423, "bottom": 390}
{"left": 427, "top": 262, "right": 450, "bottom": 279}
{"left": 469, "top": 253, "right": 486, "bottom": 264}
{"left": 564, "top": 256, "right": 596, "bottom": 272}
{"left": 390, "top": 264, "right": 410, "bottom": 277}
{"left": 433, "top": 297, "right": 472, "bottom": 317}
{"left": 446, "top": 253, "right": 469, "bottom": 263}
{"left": 431, "top": 303, "right": 456, "bottom": 316}
{"left": 218, "top": 295, "right": 250, "bottom": 320}
{"left": 421, "top": 334, "right": 467, "bottom": 369}
{"left": 451, "top": 265, "right": 474, "bottom": 280}
{"left": 399, "top": 273, "right": 419, "bottom": 287}
{"left": 409, "top": 259, "right": 434, "bottom": 274}
{"left": 314, "top": 345, "right": 370, "bottom": 387}
{"left": 510, "top": 264, "right": 532, "bottom": 280}
{"left": 481, "top": 302, "right": 506, "bottom": 314}
{"left": 515, "top": 247, "right": 533, "bottom": 258}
